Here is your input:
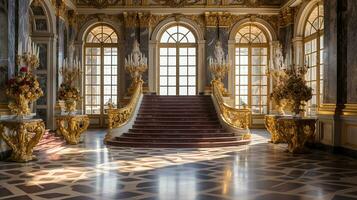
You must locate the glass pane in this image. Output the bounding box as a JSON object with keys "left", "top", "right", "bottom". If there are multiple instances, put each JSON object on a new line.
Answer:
{"left": 188, "top": 87, "right": 196, "bottom": 95}
{"left": 160, "top": 87, "right": 167, "bottom": 95}
{"left": 168, "top": 87, "right": 176, "bottom": 95}
{"left": 179, "top": 87, "right": 187, "bottom": 95}
{"left": 168, "top": 77, "right": 176, "bottom": 86}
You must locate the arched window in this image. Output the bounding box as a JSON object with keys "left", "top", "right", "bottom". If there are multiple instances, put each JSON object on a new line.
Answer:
{"left": 234, "top": 24, "right": 269, "bottom": 114}
{"left": 84, "top": 24, "right": 118, "bottom": 127}
{"left": 159, "top": 25, "right": 197, "bottom": 95}
{"left": 304, "top": 3, "right": 324, "bottom": 115}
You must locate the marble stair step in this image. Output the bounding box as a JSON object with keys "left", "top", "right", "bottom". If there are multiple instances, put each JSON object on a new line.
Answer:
{"left": 116, "top": 136, "right": 240, "bottom": 143}
{"left": 122, "top": 132, "right": 236, "bottom": 138}
{"left": 134, "top": 121, "right": 220, "bottom": 125}
{"left": 132, "top": 124, "right": 222, "bottom": 129}
{"left": 135, "top": 117, "right": 219, "bottom": 121}
{"left": 106, "top": 140, "right": 251, "bottom": 148}
{"left": 129, "top": 128, "right": 226, "bottom": 133}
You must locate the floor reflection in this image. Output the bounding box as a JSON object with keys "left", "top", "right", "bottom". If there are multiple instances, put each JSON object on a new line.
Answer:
{"left": 0, "top": 130, "right": 356, "bottom": 200}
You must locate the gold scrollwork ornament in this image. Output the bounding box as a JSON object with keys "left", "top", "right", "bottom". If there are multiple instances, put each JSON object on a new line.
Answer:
{"left": 56, "top": 115, "right": 90, "bottom": 145}
{"left": 0, "top": 120, "right": 45, "bottom": 162}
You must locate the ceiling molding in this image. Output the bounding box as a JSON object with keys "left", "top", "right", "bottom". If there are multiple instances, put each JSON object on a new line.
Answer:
{"left": 75, "top": 7, "right": 280, "bottom": 15}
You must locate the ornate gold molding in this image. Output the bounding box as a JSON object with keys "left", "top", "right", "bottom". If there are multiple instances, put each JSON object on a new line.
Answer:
{"left": 205, "top": 12, "right": 233, "bottom": 27}
{"left": 318, "top": 103, "right": 338, "bottom": 115}
{"left": 279, "top": 6, "right": 294, "bottom": 27}
{"left": 67, "top": 10, "right": 77, "bottom": 27}
{"left": 265, "top": 115, "right": 285, "bottom": 144}
{"left": 343, "top": 104, "right": 357, "bottom": 116}
{"left": 276, "top": 117, "right": 316, "bottom": 153}
{"left": 152, "top": 0, "right": 201, "bottom": 8}
{"left": 123, "top": 12, "right": 138, "bottom": 27}
{"left": 0, "top": 119, "right": 45, "bottom": 162}
{"left": 78, "top": 0, "right": 121, "bottom": 8}
{"left": 56, "top": 115, "right": 90, "bottom": 145}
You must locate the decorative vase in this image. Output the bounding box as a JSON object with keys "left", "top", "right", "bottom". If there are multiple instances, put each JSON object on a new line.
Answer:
{"left": 65, "top": 99, "right": 77, "bottom": 113}
{"left": 8, "top": 95, "right": 31, "bottom": 117}
{"left": 277, "top": 99, "right": 288, "bottom": 115}
{"left": 292, "top": 101, "right": 303, "bottom": 117}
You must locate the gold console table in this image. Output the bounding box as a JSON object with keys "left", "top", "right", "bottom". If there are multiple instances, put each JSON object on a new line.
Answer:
{"left": 56, "top": 115, "right": 89, "bottom": 145}
{"left": 0, "top": 119, "right": 45, "bottom": 162}
{"left": 276, "top": 117, "right": 317, "bottom": 153}
{"left": 265, "top": 115, "right": 285, "bottom": 144}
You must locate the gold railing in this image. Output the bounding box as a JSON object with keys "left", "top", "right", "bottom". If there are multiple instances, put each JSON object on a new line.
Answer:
{"left": 211, "top": 80, "right": 252, "bottom": 134}
{"left": 105, "top": 80, "right": 143, "bottom": 142}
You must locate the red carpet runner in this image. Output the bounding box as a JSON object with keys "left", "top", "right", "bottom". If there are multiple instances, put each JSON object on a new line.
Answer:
{"left": 107, "top": 95, "right": 250, "bottom": 148}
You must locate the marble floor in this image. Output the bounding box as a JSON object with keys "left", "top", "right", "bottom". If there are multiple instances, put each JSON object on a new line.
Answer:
{"left": 0, "top": 130, "right": 357, "bottom": 200}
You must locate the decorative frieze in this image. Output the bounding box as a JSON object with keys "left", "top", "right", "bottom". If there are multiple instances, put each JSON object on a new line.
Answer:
{"left": 279, "top": 6, "right": 294, "bottom": 27}
{"left": 205, "top": 12, "right": 234, "bottom": 27}
{"left": 76, "top": 0, "right": 122, "bottom": 8}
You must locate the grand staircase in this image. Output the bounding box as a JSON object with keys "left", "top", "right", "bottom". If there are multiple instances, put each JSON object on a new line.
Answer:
{"left": 107, "top": 95, "right": 250, "bottom": 148}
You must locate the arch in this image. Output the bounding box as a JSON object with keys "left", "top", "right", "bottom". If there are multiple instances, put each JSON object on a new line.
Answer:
{"left": 151, "top": 17, "right": 204, "bottom": 42}
{"left": 149, "top": 17, "right": 205, "bottom": 94}
{"left": 85, "top": 24, "right": 118, "bottom": 44}
{"left": 294, "top": 0, "right": 322, "bottom": 37}
{"left": 229, "top": 18, "right": 277, "bottom": 42}
{"left": 29, "top": 0, "right": 56, "bottom": 34}
{"left": 78, "top": 19, "right": 121, "bottom": 42}
{"left": 159, "top": 24, "right": 196, "bottom": 43}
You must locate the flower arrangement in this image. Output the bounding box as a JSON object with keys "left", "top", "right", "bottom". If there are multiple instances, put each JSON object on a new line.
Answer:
{"left": 270, "top": 65, "right": 312, "bottom": 116}
{"left": 58, "top": 58, "right": 82, "bottom": 113}
{"left": 6, "top": 38, "right": 43, "bottom": 117}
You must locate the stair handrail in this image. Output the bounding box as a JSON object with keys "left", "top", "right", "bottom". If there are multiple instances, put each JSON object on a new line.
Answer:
{"left": 105, "top": 80, "right": 143, "bottom": 142}
{"left": 211, "top": 80, "right": 252, "bottom": 136}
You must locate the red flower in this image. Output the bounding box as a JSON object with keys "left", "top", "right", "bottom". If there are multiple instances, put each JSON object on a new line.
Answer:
{"left": 20, "top": 67, "right": 28, "bottom": 73}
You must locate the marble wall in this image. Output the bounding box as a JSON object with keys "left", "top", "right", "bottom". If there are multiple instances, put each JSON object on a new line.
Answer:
{"left": 124, "top": 26, "right": 136, "bottom": 91}
{"left": 278, "top": 24, "right": 294, "bottom": 66}
{"left": 346, "top": 0, "right": 357, "bottom": 103}
{"left": 205, "top": 27, "right": 229, "bottom": 87}
{"left": 57, "top": 18, "right": 67, "bottom": 89}
{"left": 0, "top": 0, "right": 9, "bottom": 104}
{"left": 140, "top": 27, "right": 149, "bottom": 86}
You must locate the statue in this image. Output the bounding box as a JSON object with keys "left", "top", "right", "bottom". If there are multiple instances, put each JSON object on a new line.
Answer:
{"left": 274, "top": 43, "right": 285, "bottom": 70}
{"left": 131, "top": 40, "right": 143, "bottom": 66}
{"left": 214, "top": 40, "right": 225, "bottom": 64}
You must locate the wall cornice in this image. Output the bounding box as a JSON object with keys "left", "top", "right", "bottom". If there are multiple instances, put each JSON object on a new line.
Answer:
{"left": 75, "top": 7, "right": 280, "bottom": 15}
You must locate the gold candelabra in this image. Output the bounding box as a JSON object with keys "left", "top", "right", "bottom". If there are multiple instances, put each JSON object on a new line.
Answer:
{"left": 125, "top": 40, "right": 148, "bottom": 93}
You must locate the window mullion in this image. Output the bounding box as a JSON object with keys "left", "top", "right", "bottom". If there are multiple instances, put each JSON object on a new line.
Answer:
{"left": 248, "top": 47, "right": 252, "bottom": 109}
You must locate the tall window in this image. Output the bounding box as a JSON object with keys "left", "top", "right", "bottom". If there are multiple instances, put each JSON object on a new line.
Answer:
{"left": 235, "top": 24, "right": 269, "bottom": 114}
{"left": 304, "top": 4, "right": 324, "bottom": 115}
{"left": 159, "top": 25, "right": 197, "bottom": 95}
{"left": 84, "top": 24, "right": 118, "bottom": 127}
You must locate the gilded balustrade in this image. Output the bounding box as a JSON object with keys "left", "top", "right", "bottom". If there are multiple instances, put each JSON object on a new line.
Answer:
{"left": 211, "top": 80, "right": 252, "bottom": 139}
{"left": 105, "top": 80, "right": 143, "bottom": 142}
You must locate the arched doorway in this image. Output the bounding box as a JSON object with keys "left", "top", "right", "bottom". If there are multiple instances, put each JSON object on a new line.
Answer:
{"left": 158, "top": 24, "right": 197, "bottom": 96}
{"left": 84, "top": 24, "right": 119, "bottom": 127}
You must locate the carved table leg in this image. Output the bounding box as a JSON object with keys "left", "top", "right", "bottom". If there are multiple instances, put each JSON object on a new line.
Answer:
{"left": 57, "top": 116, "right": 89, "bottom": 145}
{"left": 0, "top": 121, "right": 45, "bottom": 162}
